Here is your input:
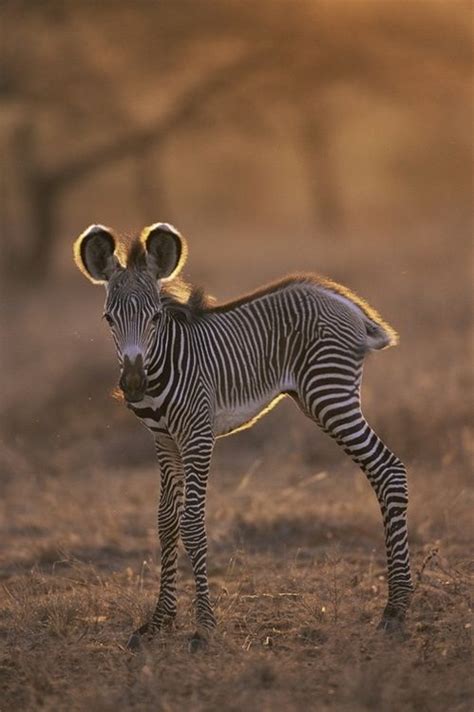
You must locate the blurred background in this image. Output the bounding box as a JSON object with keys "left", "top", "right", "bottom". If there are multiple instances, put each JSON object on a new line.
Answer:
{"left": 0, "top": 0, "right": 472, "bottom": 507}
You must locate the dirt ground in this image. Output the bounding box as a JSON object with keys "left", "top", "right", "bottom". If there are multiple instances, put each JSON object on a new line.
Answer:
{"left": 0, "top": 226, "right": 472, "bottom": 711}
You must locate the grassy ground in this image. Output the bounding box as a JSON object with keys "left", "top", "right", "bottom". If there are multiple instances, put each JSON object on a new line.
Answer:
{"left": 0, "top": 226, "right": 472, "bottom": 711}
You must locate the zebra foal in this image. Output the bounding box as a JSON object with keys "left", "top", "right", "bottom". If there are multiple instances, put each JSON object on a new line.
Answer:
{"left": 74, "top": 222, "right": 413, "bottom": 649}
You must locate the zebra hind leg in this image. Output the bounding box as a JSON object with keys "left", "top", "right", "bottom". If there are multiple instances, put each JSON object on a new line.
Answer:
{"left": 299, "top": 387, "right": 413, "bottom": 631}
{"left": 127, "top": 438, "right": 184, "bottom": 650}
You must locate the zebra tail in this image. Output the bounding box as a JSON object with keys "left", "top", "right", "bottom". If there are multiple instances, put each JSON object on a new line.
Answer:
{"left": 364, "top": 315, "right": 399, "bottom": 351}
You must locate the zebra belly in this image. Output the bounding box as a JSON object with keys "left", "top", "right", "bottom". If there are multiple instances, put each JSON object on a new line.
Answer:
{"left": 214, "top": 391, "right": 288, "bottom": 437}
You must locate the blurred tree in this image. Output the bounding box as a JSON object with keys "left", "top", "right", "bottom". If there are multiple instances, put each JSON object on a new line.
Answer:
{"left": 0, "top": 0, "right": 471, "bottom": 283}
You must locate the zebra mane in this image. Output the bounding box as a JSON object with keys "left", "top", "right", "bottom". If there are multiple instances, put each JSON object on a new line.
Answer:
{"left": 161, "top": 281, "right": 213, "bottom": 321}
{"left": 126, "top": 239, "right": 147, "bottom": 270}
{"left": 160, "top": 273, "right": 396, "bottom": 345}
{"left": 163, "top": 275, "right": 313, "bottom": 320}
{"left": 162, "top": 274, "right": 372, "bottom": 321}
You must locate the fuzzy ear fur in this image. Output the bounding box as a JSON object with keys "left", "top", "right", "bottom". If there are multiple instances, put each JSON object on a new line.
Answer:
{"left": 140, "top": 223, "right": 187, "bottom": 281}
{"left": 73, "top": 225, "right": 120, "bottom": 284}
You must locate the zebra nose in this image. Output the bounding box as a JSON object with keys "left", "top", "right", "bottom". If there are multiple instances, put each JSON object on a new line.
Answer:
{"left": 120, "top": 354, "right": 148, "bottom": 402}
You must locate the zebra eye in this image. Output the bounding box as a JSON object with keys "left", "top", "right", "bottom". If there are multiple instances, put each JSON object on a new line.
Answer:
{"left": 151, "top": 312, "right": 160, "bottom": 325}
{"left": 103, "top": 313, "right": 114, "bottom": 326}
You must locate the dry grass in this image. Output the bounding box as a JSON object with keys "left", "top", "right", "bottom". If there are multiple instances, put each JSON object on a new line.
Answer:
{"left": 0, "top": 225, "right": 472, "bottom": 711}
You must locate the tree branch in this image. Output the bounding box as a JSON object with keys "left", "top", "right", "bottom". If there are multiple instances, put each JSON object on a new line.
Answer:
{"left": 47, "top": 50, "right": 269, "bottom": 194}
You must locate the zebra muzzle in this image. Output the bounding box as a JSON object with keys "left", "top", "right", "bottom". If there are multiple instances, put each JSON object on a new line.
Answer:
{"left": 120, "top": 354, "right": 148, "bottom": 402}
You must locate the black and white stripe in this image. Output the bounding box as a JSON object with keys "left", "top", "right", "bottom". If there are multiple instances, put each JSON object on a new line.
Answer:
{"left": 74, "top": 223, "right": 413, "bottom": 645}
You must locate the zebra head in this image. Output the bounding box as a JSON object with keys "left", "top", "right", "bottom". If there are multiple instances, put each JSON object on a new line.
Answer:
{"left": 74, "top": 222, "right": 187, "bottom": 402}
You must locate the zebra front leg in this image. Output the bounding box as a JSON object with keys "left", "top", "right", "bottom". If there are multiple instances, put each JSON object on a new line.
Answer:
{"left": 307, "top": 390, "right": 413, "bottom": 631}
{"left": 179, "top": 431, "right": 216, "bottom": 649}
{"left": 127, "top": 436, "right": 183, "bottom": 650}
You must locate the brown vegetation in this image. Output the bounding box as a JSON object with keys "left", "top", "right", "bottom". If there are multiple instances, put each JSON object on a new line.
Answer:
{"left": 1, "top": 222, "right": 472, "bottom": 711}
{"left": 0, "top": 1, "right": 472, "bottom": 710}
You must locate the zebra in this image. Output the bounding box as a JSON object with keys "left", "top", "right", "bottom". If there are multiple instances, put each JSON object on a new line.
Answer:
{"left": 74, "top": 222, "right": 413, "bottom": 650}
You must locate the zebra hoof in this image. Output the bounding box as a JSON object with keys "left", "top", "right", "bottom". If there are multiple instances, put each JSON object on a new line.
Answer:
{"left": 126, "top": 631, "right": 143, "bottom": 651}
{"left": 188, "top": 632, "right": 208, "bottom": 654}
{"left": 377, "top": 616, "right": 405, "bottom": 636}
{"left": 126, "top": 623, "right": 151, "bottom": 651}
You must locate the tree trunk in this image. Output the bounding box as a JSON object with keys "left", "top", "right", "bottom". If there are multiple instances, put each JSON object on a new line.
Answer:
{"left": 299, "top": 105, "right": 343, "bottom": 237}
{"left": 0, "top": 101, "right": 55, "bottom": 286}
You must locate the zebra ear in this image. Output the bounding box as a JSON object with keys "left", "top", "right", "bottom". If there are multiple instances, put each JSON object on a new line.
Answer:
{"left": 73, "top": 225, "right": 120, "bottom": 284}
{"left": 140, "top": 223, "right": 187, "bottom": 281}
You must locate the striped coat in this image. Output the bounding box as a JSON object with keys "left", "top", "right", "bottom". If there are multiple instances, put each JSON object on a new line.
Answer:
{"left": 74, "top": 223, "right": 413, "bottom": 649}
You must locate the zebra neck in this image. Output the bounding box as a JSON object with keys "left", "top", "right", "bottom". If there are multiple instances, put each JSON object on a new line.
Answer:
{"left": 147, "top": 312, "right": 188, "bottom": 386}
